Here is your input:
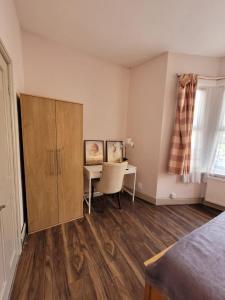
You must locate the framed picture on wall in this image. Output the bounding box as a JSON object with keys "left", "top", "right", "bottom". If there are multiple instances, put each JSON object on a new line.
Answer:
{"left": 84, "top": 140, "right": 104, "bottom": 165}
{"left": 106, "top": 141, "right": 123, "bottom": 163}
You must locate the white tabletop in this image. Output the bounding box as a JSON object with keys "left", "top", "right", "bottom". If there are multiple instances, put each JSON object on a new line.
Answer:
{"left": 83, "top": 163, "right": 137, "bottom": 213}
{"left": 84, "top": 164, "right": 136, "bottom": 179}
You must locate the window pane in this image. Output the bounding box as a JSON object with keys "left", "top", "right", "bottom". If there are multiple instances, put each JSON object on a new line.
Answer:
{"left": 191, "top": 88, "right": 207, "bottom": 172}
{"left": 211, "top": 131, "right": 225, "bottom": 175}
{"left": 222, "top": 114, "right": 225, "bottom": 128}
{"left": 193, "top": 89, "right": 207, "bottom": 129}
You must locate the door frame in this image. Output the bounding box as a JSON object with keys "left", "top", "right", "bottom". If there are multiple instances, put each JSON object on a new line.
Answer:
{"left": 0, "top": 38, "right": 22, "bottom": 255}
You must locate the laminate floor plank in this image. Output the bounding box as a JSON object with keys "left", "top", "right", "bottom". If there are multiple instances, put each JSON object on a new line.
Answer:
{"left": 11, "top": 195, "right": 220, "bottom": 300}
{"left": 86, "top": 207, "right": 145, "bottom": 298}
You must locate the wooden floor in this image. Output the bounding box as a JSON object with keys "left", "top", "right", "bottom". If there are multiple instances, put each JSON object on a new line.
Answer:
{"left": 11, "top": 194, "right": 219, "bottom": 300}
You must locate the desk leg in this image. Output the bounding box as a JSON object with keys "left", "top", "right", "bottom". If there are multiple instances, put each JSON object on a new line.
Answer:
{"left": 132, "top": 172, "right": 136, "bottom": 203}
{"left": 88, "top": 177, "right": 92, "bottom": 214}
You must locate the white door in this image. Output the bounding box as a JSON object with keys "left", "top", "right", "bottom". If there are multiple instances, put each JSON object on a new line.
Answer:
{"left": 0, "top": 52, "right": 20, "bottom": 299}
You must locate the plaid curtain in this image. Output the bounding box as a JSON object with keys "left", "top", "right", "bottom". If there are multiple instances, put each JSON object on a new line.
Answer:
{"left": 168, "top": 74, "right": 198, "bottom": 175}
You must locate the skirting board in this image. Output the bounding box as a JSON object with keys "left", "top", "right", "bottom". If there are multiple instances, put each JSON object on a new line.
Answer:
{"left": 203, "top": 201, "right": 225, "bottom": 211}
{"left": 156, "top": 197, "right": 202, "bottom": 206}
{"left": 126, "top": 187, "right": 202, "bottom": 206}
{"left": 134, "top": 190, "right": 156, "bottom": 204}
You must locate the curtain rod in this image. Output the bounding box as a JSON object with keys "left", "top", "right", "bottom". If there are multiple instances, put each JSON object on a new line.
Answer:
{"left": 176, "top": 74, "right": 225, "bottom": 80}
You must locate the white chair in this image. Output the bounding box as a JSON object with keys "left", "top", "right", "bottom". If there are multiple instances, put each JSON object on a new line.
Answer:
{"left": 91, "top": 161, "right": 128, "bottom": 209}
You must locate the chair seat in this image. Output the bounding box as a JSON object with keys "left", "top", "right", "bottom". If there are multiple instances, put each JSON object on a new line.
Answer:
{"left": 91, "top": 162, "right": 128, "bottom": 210}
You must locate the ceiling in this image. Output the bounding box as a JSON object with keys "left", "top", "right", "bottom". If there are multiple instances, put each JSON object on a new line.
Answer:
{"left": 14, "top": 0, "right": 225, "bottom": 67}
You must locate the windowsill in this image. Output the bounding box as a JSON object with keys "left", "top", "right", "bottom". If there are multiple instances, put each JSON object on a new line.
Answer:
{"left": 208, "top": 174, "right": 225, "bottom": 182}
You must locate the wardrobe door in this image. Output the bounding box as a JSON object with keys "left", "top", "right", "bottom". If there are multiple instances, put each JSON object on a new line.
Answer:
{"left": 20, "top": 95, "right": 58, "bottom": 233}
{"left": 56, "top": 101, "right": 83, "bottom": 223}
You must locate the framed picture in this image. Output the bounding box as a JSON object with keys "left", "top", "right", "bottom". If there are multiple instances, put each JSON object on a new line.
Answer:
{"left": 106, "top": 141, "right": 123, "bottom": 163}
{"left": 84, "top": 140, "right": 104, "bottom": 165}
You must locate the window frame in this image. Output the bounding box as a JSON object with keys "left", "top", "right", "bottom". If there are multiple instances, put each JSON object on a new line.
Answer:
{"left": 191, "top": 79, "right": 225, "bottom": 179}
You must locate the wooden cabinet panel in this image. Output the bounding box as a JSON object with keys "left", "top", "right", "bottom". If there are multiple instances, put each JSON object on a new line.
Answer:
{"left": 56, "top": 101, "right": 83, "bottom": 223}
{"left": 20, "top": 95, "right": 58, "bottom": 233}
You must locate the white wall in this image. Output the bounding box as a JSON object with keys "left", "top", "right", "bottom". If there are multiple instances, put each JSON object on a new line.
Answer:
{"left": 218, "top": 57, "right": 225, "bottom": 75}
{"left": 0, "top": 0, "right": 24, "bottom": 90}
{"left": 2, "top": 0, "right": 225, "bottom": 228}
{"left": 0, "top": 0, "right": 24, "bottom": 230}
{"left": 205, "top": 177, "right": 225, "bottom": 207}
{"left": 126, "top": 53, "right": 168, "bottom": 198}
{"left": 127, "top": 51, "right": 222, "bottom": 202}
{"left": 22, "top": 32, "right": 130, "bottom": 141}
{"left": 156, "top": 53, "right": 220, "bottom": 201}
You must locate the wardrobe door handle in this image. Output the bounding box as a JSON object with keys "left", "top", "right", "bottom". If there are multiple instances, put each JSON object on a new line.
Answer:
{"left": 0, "top": 205, "right": 6, "bottom": 212}
{"left": 57, "top": 149, "right": 62, "bottom": 175}
{"left": 53, "top": 149, "right": 57, "bottom": 176}
{"left": 48, "top": 150, "right": 55, "bottom": 175}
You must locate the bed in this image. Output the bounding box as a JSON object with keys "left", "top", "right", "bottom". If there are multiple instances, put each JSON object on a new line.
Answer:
{"left": 144, "top": 211, "right": 225, "bottom": 300}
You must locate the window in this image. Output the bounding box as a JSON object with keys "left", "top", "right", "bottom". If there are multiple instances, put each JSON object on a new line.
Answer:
{"left": 191, "top": 89, "right": 207, "bottom": 170}
{"left": 190, "top": 80, "right": 225, "bottom": 181}
{"left": 211, "top": 112, "right": 225, "bottom": 176}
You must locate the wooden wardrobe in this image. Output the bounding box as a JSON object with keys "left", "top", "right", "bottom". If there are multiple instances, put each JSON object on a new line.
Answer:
{"left": 20, "top": 94, "right": 83, "bottom": 233}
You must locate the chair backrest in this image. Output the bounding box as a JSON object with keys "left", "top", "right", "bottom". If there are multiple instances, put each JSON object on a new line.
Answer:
{"left": 97, "top": 162, "right": 128, "bottom": 194}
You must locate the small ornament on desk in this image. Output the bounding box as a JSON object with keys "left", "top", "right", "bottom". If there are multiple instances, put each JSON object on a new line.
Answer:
{"left": 122, "top": 138, "right": 134, "bottom": 163}
{"left": 125, "top": 138, "right": 134, "bottom": 148}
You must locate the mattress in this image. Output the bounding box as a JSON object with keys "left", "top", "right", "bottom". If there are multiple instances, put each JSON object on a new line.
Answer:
{"left": 145, "top": 211, "right": 225, "bottom": 300}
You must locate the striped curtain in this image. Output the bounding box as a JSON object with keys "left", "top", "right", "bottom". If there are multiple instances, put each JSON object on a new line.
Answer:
{"left": 168, "top": 74, "right": 198, "bottom": 175}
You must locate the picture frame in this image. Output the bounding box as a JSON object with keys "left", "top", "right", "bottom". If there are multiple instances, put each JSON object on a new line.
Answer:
{"left": 84, "top": 140, "right": 104, "bottom": 165}
{"left": 106, "top": 141, "right": 123, "bottom": 163}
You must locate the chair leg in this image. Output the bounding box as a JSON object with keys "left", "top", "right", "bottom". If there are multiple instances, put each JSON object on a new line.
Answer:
{"left": 102, "top": 195, "right": 106, "bottom": 212}
{"left": 91, "top": 185, "right": 94, "bottom": 200}
{"left": 117, "top": 192, "right": 121, "bottom": 209}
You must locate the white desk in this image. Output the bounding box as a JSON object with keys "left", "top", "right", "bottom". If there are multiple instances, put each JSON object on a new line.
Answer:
{"left": 83, "top": 164, "right": 137, "bottom": 214}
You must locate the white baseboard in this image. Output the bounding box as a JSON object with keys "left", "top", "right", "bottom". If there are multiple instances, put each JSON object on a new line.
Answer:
{"left": 156, "top": 197, "right": 202, "bottom": 206}
{"left": 124, "top": 187, "right": 202, "bottom": 206}
{"left": 203, "top": 200, "right": 225, "bottom": 211}
{"left": 134, "top": 191, "right": 201, "bottom": 206}
{"left": 135, "top": 191, "right": 156, "bottom": 204}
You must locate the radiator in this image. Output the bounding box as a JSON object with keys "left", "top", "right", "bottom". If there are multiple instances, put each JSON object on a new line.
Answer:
{"left": 205, "top": 176, "right": 225, "bottom": 207}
